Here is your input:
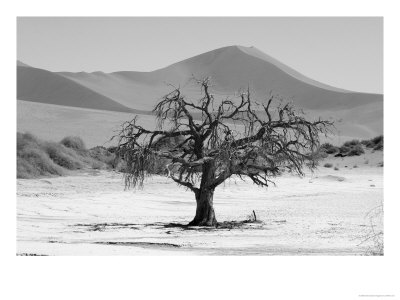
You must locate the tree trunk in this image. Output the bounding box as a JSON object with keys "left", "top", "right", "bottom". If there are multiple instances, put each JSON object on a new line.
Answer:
{"left": 188, "top": 188, "right": 217, "bottom": 226}
{"left": 188, "top": 160, "right": 217, "bottom": 226}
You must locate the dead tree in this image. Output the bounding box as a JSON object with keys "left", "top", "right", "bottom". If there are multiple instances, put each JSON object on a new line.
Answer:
{"left": 115, "top": 78, "right": 333, "bottom": 226}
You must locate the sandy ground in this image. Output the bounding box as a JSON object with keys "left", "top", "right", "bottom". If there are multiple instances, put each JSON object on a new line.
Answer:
{"left": 17, "top": 150, "right": 383, "bottom": 256}
{"left": 18, "top": 100, "right": 382, "bottom": 149}
{"left": 17, "top": 100, "right": 156, "bottom": 148}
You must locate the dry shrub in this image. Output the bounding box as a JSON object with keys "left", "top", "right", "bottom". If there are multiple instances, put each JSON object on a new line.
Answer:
{"left": 324, "top": 163, "right": 333, "bottom": 168}
{"left": 43, "top": 142, "right": 83, "bottom": 170}
{"left": 339, "top": 145, "right": 351, "bottom": 154}
{"left": 60, "top": 136, "right": 86, "bottom": 150}
{"left": 320, "top": 143, "right": 339, "bottom": 154}
{"left": 17, "top": 132, "right": 117, "bottom": 178}
{"left": 17, "top": 133, "right": 65, "bottom": 178}
{"left": 339, "top": 139, "right": 365, "bottom": 157}
{"left": 89, "top": 146, "right": 116, "bottom": 168}
{"left": 347, "top": 145, "right": 364, "bottom": 156}
{"left": 362, "top": 135, "right": 383, "bottom": 150}
{"left": 326, "top": 147, "right": 339, "bottom": 154}
{"left": 372, "top": 135, "right": 383, "bottom": 145}
{"left": 17, "top": 148, "right": 65, "bottom": 178}
{"left": 343, "top": 139, "right": 361, "bottom": 147}
{"left": 373, "top": 141, "right": 383, "bottom": 151}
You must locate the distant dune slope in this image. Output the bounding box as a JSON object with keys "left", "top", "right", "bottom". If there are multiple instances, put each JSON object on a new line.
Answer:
{"left": 17, "top": 46, "right": 383, "bottom": 141}
{"left": 59, "top": 45, "right": 383, "bottom": 111}
{"left": 17, "top": 66, "right": 133, "bottom": 113}
{"left": 18, "top": 100, "right": 382, "bottom": 148}
{"left": 17, "top": 100, "right": 156, "bottom": 148}
{"left": 17, "top": 60, "right": 32, "bottom": 68}
{"left": 57, "top": 70, "right": 168, "bottom": 110}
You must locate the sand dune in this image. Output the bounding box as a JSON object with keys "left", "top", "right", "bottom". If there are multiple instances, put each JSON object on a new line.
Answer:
{"left": 57, "top": 70, "right": 170, "bottom": 109}
{"left": 17, "top": 46, "right": 383, "bottom": 142}
{"left": 17, "top": 100, "right": 382, "bottom": 149}
{"left": 17, "top": 100, "right": 156, "bottom": 148}
{"left": 18, "top": 46, "right": 383, "bottom": 113}
{"left": 59, "top": 45, "right": 382, "bottom": 111}
{"left": 17, "top": 66, "right": 133, "bottom": 113}
{"left": 17, "top": 60, "right": 31, "bottom": 68}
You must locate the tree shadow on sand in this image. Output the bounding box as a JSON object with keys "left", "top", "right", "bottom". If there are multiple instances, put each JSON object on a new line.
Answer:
{"left": 73, "top": 218, "right": 264, "bottom": 232}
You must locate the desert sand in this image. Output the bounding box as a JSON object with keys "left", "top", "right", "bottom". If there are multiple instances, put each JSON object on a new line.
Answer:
{"left": 17, "top": 149, "right": 383, "bottom": 256}
{"left": 58, "top": 46, "right": 382, "bottom": 111}
{"left": 17, "top": 46, "right": 383, "bottom": 141}
{"left": 17, "top": 99, "right": 382, "bottom": 149}
{"left": 17, "top": 66, "right": 133, "bottom": 112}
{"left": 17, "top": 100, "right": 156, "bottom": 148}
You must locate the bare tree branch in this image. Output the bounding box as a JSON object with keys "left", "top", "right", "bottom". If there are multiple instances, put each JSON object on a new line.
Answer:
{"left": 115, "top": 77, "right": 333, "bottom": 194}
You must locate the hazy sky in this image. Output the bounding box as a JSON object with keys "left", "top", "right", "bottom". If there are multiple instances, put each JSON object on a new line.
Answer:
{"left": 17, "top": 17, "right": 383, "bottom": 94}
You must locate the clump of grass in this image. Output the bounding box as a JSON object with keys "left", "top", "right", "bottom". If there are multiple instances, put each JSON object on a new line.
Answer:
{"left": 334, "top": 167, "right": 339, "bottom": 171}
{"left": 17, "top": 132, "right": 117, "bottom": 179}
{"left": 372, "top": 135, "right": 383, "bottom": 144}
{"left": 320, "top": 143, "right": 339, "bottom": 154}
{"left": 60, "top": 136, "right": 86, "bottom": 150}
{"left": 17, "top": 148, "right": 65, "bottom": 178}
{"left": 373, "top": 142, "right": 383, "bottom": 151}
{"left": 324, "top": 163, "right": 333, "bottom": 168}
{"left": 17, "top": 133, "right": 65, "bottom": 178}
{"left": 336, "top": 139, "right": 365, "bottom": 157}
{"left": 343, "top": 139, "right": 360, "bottom": 147}
{"left": 89, "top": 146, "right": 116, "bottom": 168}
{"left": 361, "top": 135, "right": 383, "bottom": 150}
{"left": 347, "top": 144, "right": 365, "bottom": 156}
{"left": 339, "top": 145, "right": 351, "bottom": 154}
{"left": 43, "top": 142, "right": 83, "bottom": 170}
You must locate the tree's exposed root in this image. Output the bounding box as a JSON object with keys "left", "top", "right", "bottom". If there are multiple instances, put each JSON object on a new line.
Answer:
{"left": 216, "top": 219, "right": 263, "bottom": 229}
{"left": 188, "top": 218, "right": 217, "bottom": 227}
{"left": 166, "top": 218, "right": 263, "bottom": 230}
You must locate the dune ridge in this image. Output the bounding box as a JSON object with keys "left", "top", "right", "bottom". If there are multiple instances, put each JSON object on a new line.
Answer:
{"left": 17, "top": 46, "right": 383, "bottom": 141}
{"left": 17, "top": 66, "right": 135, "bottom": 113}
{"left": 18, "top": 46, "right": 382, "bottom": 111}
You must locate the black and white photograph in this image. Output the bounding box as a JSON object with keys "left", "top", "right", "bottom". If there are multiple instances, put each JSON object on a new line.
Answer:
{"left": 16, "top": 16, "right": 384, "bottom": 256}
{"left": 2, "top": 1, "right": 399, "bottom": 299}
